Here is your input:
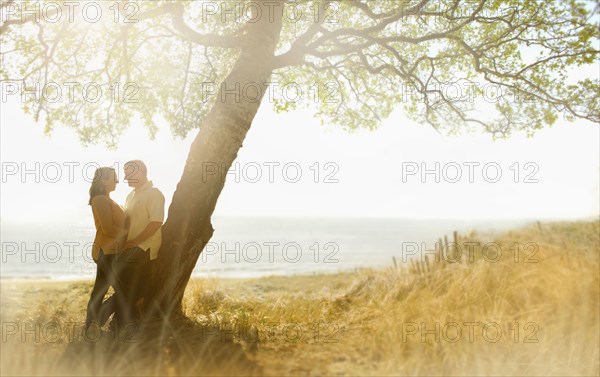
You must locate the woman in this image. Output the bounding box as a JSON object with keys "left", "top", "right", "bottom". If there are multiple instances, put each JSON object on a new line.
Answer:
{"left": 85, "top": 167, "right": 127, "bottom": 334}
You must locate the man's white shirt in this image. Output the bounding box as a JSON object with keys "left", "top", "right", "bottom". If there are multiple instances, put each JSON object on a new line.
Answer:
{"left": 124, "top": 180, "right": 165, "bottom": 260}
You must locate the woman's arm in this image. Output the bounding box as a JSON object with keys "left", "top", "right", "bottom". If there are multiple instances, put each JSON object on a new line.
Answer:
{"left": 91, "top": 196, "right": 123, "bottom": 238}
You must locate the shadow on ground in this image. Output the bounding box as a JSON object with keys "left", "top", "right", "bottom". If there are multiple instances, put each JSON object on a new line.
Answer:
{"left": 58, "top": 316, "right": 262, "bottom": 376}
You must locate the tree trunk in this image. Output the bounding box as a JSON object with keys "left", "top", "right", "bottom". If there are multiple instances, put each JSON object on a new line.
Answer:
{"left": 145, "top": 3, "right": 284, "bottom": 319}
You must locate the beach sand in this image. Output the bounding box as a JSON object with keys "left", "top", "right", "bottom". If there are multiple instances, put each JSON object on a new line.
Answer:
{"left": 1, "top": 272, "right": 368, "bottom": 376}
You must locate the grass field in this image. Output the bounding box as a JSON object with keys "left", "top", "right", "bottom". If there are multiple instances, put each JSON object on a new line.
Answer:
{"left": 1, "top": 219, "right": 598, "bottom": 376}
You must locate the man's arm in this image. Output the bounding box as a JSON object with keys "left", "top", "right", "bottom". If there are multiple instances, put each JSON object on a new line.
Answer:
{"left": 126, "top": 189, "right": 165, "bottom": 249}
{"left": 126, "top": 221, "right": 162, "bottom": 249}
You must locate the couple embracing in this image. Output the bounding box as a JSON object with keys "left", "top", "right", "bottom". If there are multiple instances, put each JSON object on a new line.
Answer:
{"left": 84, "top": 160, "right": 165, "bottom": 334}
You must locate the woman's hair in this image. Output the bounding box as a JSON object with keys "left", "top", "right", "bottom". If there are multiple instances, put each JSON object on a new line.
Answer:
{"left": 88, "top": 167, "right": 116, "bottom": 205}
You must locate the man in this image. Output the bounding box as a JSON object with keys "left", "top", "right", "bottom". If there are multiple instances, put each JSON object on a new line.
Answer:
{"left": 114, "top": 159, "right": 165, "bottom": 324}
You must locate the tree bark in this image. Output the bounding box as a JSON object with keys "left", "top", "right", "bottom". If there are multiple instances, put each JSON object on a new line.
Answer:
{"left": 145, "top": 3, "right": 284, "bottom": 319}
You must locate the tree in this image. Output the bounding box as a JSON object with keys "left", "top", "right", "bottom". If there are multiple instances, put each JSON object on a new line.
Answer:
{"left": 1, "top": 0, "right": 598, "bottom": 318}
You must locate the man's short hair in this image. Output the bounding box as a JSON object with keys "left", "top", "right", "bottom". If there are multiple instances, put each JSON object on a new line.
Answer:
{"left": 125, "top": 160, "right": 148, "bottom": 176}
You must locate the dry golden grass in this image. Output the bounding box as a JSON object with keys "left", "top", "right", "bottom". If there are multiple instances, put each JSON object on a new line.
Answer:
{"left": 1, "top": 219, "right": 598, "bottom": 376}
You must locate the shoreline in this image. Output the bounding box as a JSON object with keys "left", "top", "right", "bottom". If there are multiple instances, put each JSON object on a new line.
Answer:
{"left": 0, "top": 269, "right": 368, "bottom": 292}
{"left": 0, "top": 267, "right": 376, "bottom": 285}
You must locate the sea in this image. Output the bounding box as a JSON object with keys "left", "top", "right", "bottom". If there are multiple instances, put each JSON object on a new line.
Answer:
{"left": 0, "top": 217, "right": 535, "bottom": 280}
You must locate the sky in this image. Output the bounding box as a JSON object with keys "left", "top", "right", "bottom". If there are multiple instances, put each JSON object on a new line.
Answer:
{"left": 0, "top": 0, "right": 598, "bottom": 228}
{"left": 1, "top": 92, "right": 599, "bottom": 228}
